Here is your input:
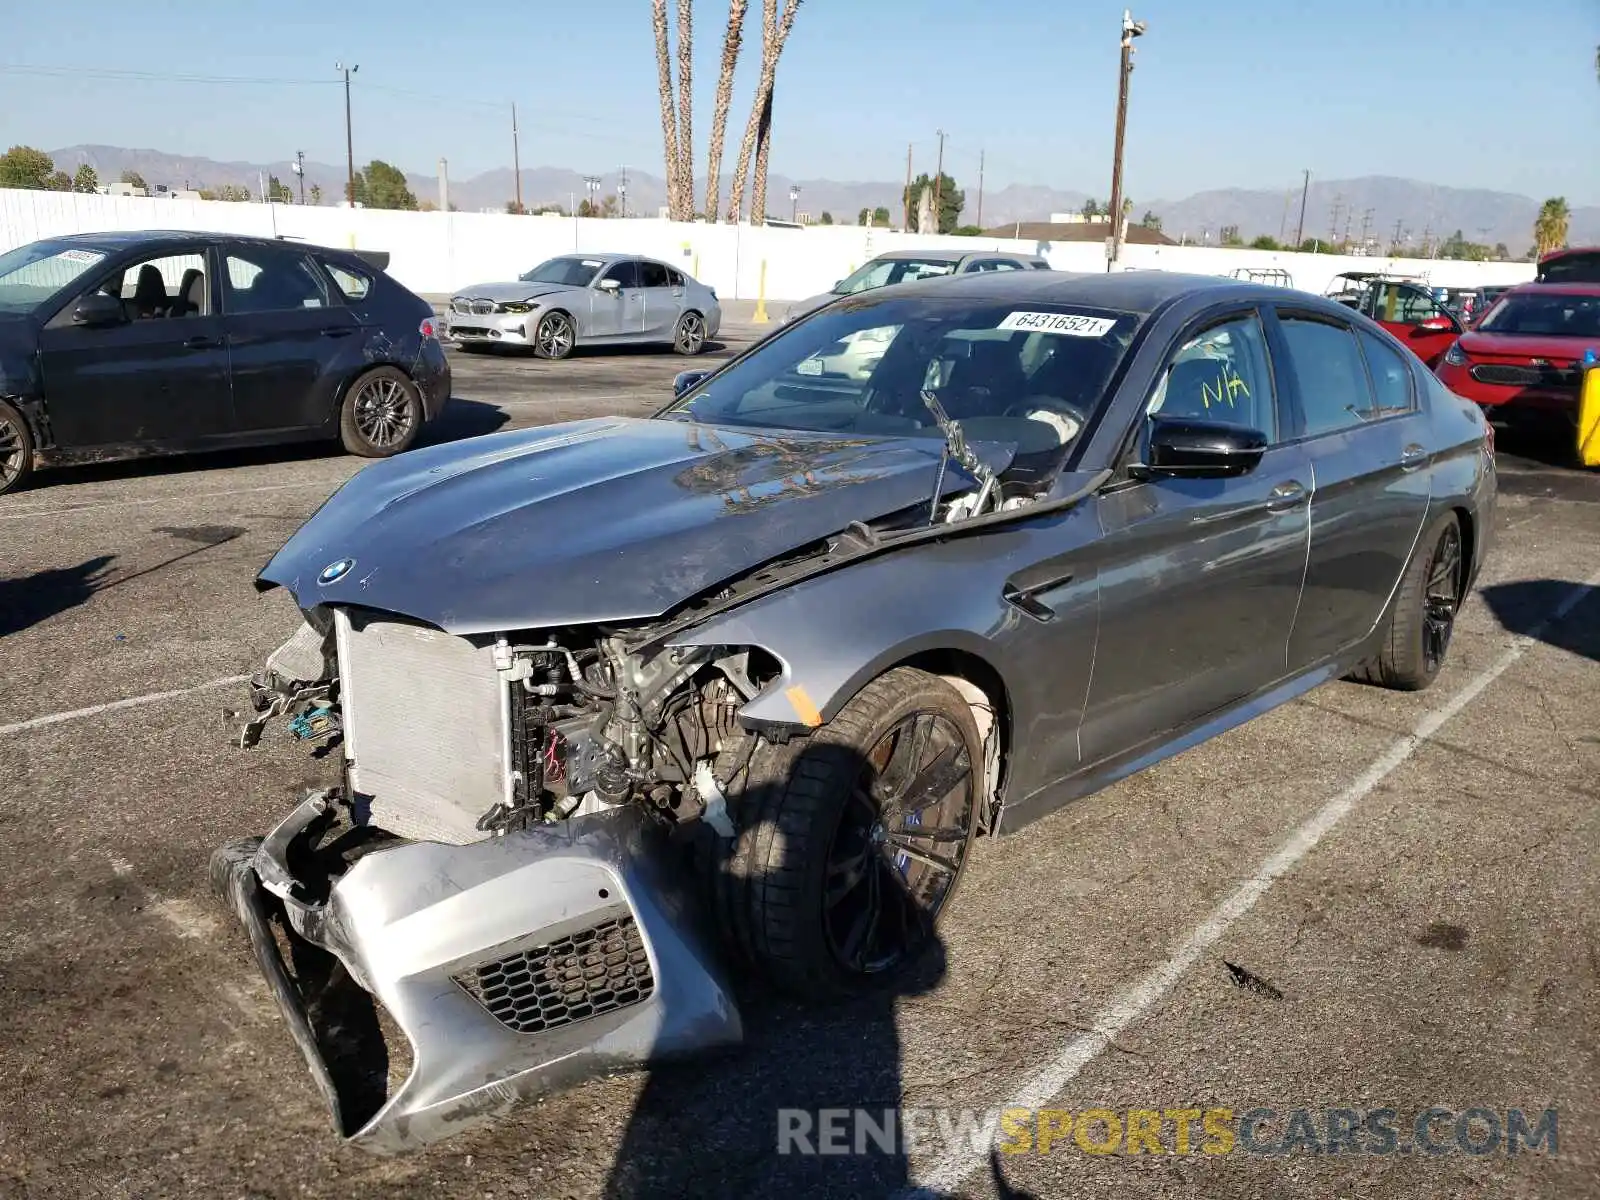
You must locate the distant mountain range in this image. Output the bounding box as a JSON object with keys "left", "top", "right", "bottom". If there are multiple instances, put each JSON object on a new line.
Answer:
{"left": 47, "top": 144, "right": 1600, "bottom": 253}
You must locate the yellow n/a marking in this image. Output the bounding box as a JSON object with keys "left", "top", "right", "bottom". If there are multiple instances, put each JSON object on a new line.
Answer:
{"left": 785, "top": 685, "right": 824, "bottom": 727}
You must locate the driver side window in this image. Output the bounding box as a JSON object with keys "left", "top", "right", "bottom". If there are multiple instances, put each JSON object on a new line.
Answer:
{"left": 601, "top": 260, "right": 640, "bottom": 289}
{"left": 1146, "top": 313, "right": 1276, "bottom": 440}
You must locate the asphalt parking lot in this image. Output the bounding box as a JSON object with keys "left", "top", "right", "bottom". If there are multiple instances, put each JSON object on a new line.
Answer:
{"left": 2, "top": 330, "right": 1598, "bottom": 1199}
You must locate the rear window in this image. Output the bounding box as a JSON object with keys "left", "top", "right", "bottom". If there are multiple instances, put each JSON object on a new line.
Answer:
{"left": 1476, "top": 293, "right": 1600, "bottom": 339}
{"left": 322, "top": 260, "right": 372, "bottom": 302}
{"left": 1537, "top": 250, "right": 1600, "bottom": 284}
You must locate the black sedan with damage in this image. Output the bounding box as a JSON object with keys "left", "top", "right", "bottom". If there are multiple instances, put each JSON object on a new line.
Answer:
{"left": 217, "top": 269, "right": 1496, "bottom": 1151}
{"left": 0, "top": 230, "right": 451, "bottom": 494}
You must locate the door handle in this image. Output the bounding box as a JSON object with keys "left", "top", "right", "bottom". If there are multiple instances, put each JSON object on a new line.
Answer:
{"left": 1266, "top": 480, "right": 1307, "bottom": 511}
{"left": 183, "top": 335, "right": 222, "bottom": 350}
{"left": 320, "top": 326, "right": 356, "bottom": 338}
{"left": 1400, "top": 443, "right": 1428, "bottom": 471}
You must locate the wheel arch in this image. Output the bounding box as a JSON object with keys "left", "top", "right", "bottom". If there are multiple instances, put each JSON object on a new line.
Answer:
{"left": 1451, "top": 504, "right": 1477, "bottom": 593}
{"left": 334, "top": 360, "right": 416, "bottom": 421}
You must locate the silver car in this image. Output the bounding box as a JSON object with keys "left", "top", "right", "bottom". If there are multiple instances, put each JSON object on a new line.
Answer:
{"left": 445, "top": 253, "right": 721, "bottom": 359}
{"left": 782, "top": 247, "right": 1053, "bottom": 325}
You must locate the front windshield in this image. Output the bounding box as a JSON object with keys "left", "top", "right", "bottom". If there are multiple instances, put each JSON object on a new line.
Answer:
{"left": 0, "top": 241, "right": 110, "bottom": 313}
{"left": 833, "top": 257, "right": 957, "bottom": 295}
{"left": 660, "top": 294, "right": 1141, "bottom": 464}
{"left": 1476, "top": 292, "right": 1600, "bottom": 339}
{"left": 519, "top": 256, "right": 604, "bottom": 287}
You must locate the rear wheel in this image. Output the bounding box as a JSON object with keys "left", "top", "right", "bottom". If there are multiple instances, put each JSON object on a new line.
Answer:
{"left": 1355, "top": 512, "right": 1463, "bottom": 691}
{"left": 339, "top": 367, "right": 422, "bottom": 458}
{"left": 0, "top": 399, "right": 35, "bottom": 496}
{"left": 708, "top": 667, "right": 982, "bottom": 1000}
{"left": 534, "top": 311, "right": 575, "bottom": 360}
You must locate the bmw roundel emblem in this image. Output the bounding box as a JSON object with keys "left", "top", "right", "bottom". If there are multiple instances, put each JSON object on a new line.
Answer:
{"left": 318, "top": 558, "right": 356, "bottom": 585}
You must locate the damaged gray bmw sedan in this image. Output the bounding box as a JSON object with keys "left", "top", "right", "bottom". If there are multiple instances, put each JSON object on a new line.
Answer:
{"left": 215, "top": 269, "right": 1495, "bottom": 1152}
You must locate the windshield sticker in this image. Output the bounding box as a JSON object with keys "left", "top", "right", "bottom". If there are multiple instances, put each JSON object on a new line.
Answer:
{"left": 581, "top": 259, "right": 604, "bottom": 267}
{"left": 57, "top": 249, "right": 106, "bottom": 265}
{"left": 997, "top": 311, "right": 1116, "bottom": 337}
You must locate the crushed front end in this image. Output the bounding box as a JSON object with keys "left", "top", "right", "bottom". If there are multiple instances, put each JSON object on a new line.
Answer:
{"left": 211, "top": 791, "right": 741, "bottom": 1154}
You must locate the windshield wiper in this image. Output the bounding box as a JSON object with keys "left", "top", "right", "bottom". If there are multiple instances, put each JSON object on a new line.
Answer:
{"left": 920, "top": 387, "right": 997, "bottom": 522}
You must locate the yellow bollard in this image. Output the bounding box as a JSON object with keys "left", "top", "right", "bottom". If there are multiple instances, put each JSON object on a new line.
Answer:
{"left": 348, "top": 232, "right": 357, "bottom": 249}
{"left": 693, "top": 253, "right": 700, "bottom": 279}
{"left": 752, "top": 260, "right": 769, "bottom": 324}
{"left": 1579, "top": 361, "right": 1600, "bottom": 468}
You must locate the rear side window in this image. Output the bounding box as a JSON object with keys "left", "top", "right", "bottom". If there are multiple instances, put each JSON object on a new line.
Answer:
{"left": 1276, "top": 317, "right": 1374, "bottom": 438}
{"left": 1356, "top": 328, "right": 1415, "bottom": 416}
{"left": 224, "top": 249, "right": 330, "bottom": 314}
{"left": 638, "top": 261, "right": 671, "bottom": 288}
{"left": 321, "top": 260, "right": 372, "bottom": 302}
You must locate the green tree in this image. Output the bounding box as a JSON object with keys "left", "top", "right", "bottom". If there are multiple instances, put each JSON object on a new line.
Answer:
{"left": 73, "top": 164, "right": 99, "bottom": 193}
{"left": 1220, "top": 225, "right": 1242, "bottom": 247}
{"left": 361, "top": 160, "right": 417, "bottom": 210}
{"left": 1249, "top": 235, "right": 1281, "bottom": 250}
{"left": 819, "top": 211, "right": 833, "bottom": 225}
{"left": 1296, "top": 238, "right": 1331, "bottom": 254}
{"left": 1533, "top": 197, "right": 1570, "bottom": 257}
{"left": 952, "top": 224, "right": 983, "bottom": 237}
{"left": 1493, "top": 242, "right": 1509, "bottom": 260}
{"left": 265, "top": 174, "right": 293, "bottom": 203}
{"left": 1081, "top": 197, "right": 1102, "bottom": 219}
{"left": 872, "top": 205, "right": 890, "bottom": 227}
{"left": 857, "top": 206, "right": 870, "bottom": 226}
{"left": 0, "top": 146, "right": 57, "bottom": 189}
{"left": 505, "top": 199, "right": 527, "bottom": 214}
{"left": 903, "top": 172, "right": 963, "bottom": 234}
{"left": 46, "top": 170, "right": 72, "bottom": 191}
{"left": 215, "top": 183, "right": 251, "bottom": 202}
{"left": 1141, "top": 209, "right": 1161, "bottom": 232}
{"left": 309, "top": 182, "right": 324, "bottom": 205}
{"left": 119, "top": 169, "right": 147, "bottom": 190}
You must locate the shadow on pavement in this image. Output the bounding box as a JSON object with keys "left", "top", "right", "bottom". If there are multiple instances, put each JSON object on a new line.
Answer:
{"left": 414, "top": 397, "right": 510, "bottom": 446}
{"left": 0, "top": 554, "right": 116, "bottom": 637}
{"left": 1480, "top": 578, "right": 1600, "bottom": 664}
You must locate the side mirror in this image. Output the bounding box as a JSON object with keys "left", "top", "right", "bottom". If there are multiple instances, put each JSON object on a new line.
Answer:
{"left": 597, "top": 277, "right": 621, "bottom": 292}
{"left": 1139, "top": 416, "right": 1267, "bottom": 478}
{"left": 1418, "top": 315, "right": 1454, "bottom": 332}
{"left": 673, "top": 368, "right": 712, "bottom": 398}
{"left": 72, "top": 292, "right": 127, "bottom": 328}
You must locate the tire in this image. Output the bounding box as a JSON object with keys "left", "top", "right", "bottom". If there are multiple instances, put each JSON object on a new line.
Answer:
{"left": 0, "top": 399, "right": 35, "bottom": 496}
{"left": 339, "top": 367, "right": 423, "bottom": 458}
{"left": 1354, "top": 512, "right": 1464, "bottom": 691}
{"left": 674, "top": 310, "right": 707, "bottom": 356}
{"left": 533, "top": 310, "right": 576, "bottom": 360}
{"left": 708, "top": 667, "right": 983, "bottom": 1000}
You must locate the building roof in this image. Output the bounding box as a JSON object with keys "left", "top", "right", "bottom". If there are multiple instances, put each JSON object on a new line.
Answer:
{"left": 979, "top": 220, "right": 1176, "bottom": 247}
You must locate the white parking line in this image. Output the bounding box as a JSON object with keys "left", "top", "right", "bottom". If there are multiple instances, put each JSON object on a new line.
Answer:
{"left": 0, "top": 674, "right": 249, "bottom": 737}
{"left": 900, "top": 570, "right": 1600, "bottom": 1198}
{"left": 0, "top": 480, "right": 340, "bottom": 521}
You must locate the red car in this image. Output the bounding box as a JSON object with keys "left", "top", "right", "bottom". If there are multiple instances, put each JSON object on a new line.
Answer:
{"left": 1536, "top": 247, "right": 1600, "bottom": 284}
{"left": 1434, "top": 283, "right": 1600, "bottom": 430}
{"left": 1325, "top": 271, "right": 1463, "bottom": 368}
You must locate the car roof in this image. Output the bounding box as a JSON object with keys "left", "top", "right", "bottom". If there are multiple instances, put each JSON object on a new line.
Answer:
{"left": 43, "top": 229, "right": 365, "bottom": 257}
{"left": 873, "top": 268, "right": 1306, "bottom": 316}
{"left": 871, "top": 249, "right": 965, "bottom": 264}
{"left": 1500, "top": 281, "right": 1600, "bottom": 298}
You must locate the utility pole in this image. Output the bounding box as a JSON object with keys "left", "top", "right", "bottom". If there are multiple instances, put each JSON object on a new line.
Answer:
{"left": 932, "top": 129, "right": 947, "bottom": 232}
{"left": 976, "top": 149, "right": 985, "bottom": 230}
{"left": 582, "top": 174, "right": 601, "bottom": 216}
{"left": 439, "top": 157, "right": 449, "bottom": 213}
{"left": 1106, "top": 10, "right": 1147, "bottom": 269}
{"left": 1391, "top": 218, "right": 1404, "bottom": 253}
{"left": 1358, "top": 207, "right": 1372, "bottom": 253}
{"left": 1328, "top": 194, "right": 1344, "bottom": 247}
{"left": 1294, "top": 168, "right": 1310, "bottom": 247}
{"left": 617, "top": 167, "right": 628, "bottom": 218}
{"left": 292, "top": 150, "right": 306, "bottom": 205}
{"left": 335, "top": 61, "right": 358, "bottom": 206}
{"left": 512, "top": 102, "right": 523, "bottom": 213}
{"left": 902, "top": 143, "right": 913, "bottom": 230}
{"left": 789, "top": 184, "right": 800, "bottom": 223}
{"left": 1279, "top": 188, "right": 1291, "bottom": 244}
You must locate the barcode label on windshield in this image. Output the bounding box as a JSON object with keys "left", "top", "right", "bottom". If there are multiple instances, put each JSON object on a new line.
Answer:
{"left": 998, "top": 311, "right": 1115, "bottom": 337}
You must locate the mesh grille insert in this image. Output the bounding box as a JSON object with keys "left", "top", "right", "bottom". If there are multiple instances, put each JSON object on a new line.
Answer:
{"left": 454, "top": 914, "right": 654, "bottom": 1034}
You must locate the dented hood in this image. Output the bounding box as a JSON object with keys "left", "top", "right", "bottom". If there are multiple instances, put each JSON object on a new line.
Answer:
{"left": 451, "top": 281, "right": 578, "bottom": 304}
{"left": 256, "top": 416, "right": 1010, "bottom": 634}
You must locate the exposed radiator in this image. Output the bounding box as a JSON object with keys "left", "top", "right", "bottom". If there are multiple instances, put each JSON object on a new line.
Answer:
{"left": 334, "top": 607, "right": 508, "bottom": 845}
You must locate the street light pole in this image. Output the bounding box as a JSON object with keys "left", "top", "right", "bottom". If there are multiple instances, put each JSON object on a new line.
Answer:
{"left": 1294, "top": 168, "right": 1311, "bottom": 248}
{"left": 336, "top": 61, "right": 359, "bottom": 205}
{"left": 790, "top": 184, "right": 800, "bottom": 223}
{"left": 512, "top": 102, "right": 523, "bottom": 213}
{"left": 292, "top": 150, "right": 306, "bottom": 205}
{"left": 932, "top": 129, "right": 946, "bottom": 231}
{"left": 1106, "top": 10, "right": 1145, "bottom": 270}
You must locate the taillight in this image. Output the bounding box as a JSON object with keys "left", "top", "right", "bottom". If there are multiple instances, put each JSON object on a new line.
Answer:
{"left": 1483, "top": 417, "right": 1495, "bottom": 457}
{"left": 1442, "top": 340, "right": 1468, "bottom": 367}
{"left": 419, "top": 317, "right": 437, "bottom": 339}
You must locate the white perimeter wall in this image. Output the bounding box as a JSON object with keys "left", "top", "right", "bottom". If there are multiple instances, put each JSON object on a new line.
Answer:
{"left": 1, "top": 188, "right": 1537, "bottom": 303}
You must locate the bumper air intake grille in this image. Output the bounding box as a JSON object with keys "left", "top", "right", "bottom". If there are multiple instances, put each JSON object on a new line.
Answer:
{"left": 455, "top": 914, "right": 655, "bottom": 1034}
{"left": 1471, "top": 363, "right": 1577, "bottom": 388}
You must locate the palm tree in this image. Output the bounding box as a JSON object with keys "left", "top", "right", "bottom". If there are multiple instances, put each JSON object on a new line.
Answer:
{"left": 675, "top": 0, "right": 694, "bottom": 220}
{"left": 726, "top": 0, "right": 802, "bottom": 223}
{"left": 1534, "top": 197, "right": 1570, "bottom": 257}
{"left": 651, "top": 0, "right": 682, "bottom": 219}
{"left": 704, "top": 0, "right": 749, "bottom": 223}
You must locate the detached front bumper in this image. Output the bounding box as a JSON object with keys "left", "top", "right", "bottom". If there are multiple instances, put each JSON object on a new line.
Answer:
{"left": 442, "top": 310, "right": 537, "bottom": 347}
{"left": 211, "top": 793, "right": 742, "bottom": 1154}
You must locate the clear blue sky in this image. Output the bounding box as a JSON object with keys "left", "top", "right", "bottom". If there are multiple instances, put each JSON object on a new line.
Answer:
{"left": 2, "top": 0, "right": 1596, "bottom": 203}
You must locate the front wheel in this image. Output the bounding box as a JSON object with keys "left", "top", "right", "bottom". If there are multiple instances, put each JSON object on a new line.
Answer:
{"left": 0, "top": 399, "right": 35, "bottom": 496}
{"left": 673, "top": 310, "right": 706, "bottom": 356}
{"left": 339, "top": 367, "right": 422, "bottom": 458}
{"left": 534, "top": 311, "right": 575, "bottom": 360}
{"left": 1354, "top": 512, "right": 1463, "bottom": 691}
{"left": 708, "top": 667, "right": 983, "bottom": 1000}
